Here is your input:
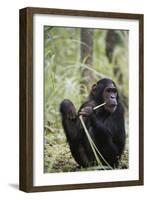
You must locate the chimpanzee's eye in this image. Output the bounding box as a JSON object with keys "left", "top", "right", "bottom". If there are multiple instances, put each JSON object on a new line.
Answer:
{"left": 106, "top": 88, "right": 111, "bottom": 93}
{"left": 106, "top": 88, "right": 117, "bottom": 93}
{"left": 112, "top": 88, "right": 117, "bottom": 93}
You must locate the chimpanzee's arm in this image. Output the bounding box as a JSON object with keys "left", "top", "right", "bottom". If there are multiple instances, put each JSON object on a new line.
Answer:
{"left": 60, "top": 99, "right": 90, "bottom": 167}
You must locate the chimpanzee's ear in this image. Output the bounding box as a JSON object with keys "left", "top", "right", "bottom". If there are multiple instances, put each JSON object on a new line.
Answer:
{"left": 91, "top": 84, "right": 97, "bottom": 96}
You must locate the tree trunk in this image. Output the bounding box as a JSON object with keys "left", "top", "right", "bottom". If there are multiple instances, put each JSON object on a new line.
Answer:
{"left": 80, "top": 28, "right": 94, "bottom": 89}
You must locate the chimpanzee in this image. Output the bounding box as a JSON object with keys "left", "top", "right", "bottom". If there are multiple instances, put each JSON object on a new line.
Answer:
{"left": 60, "top": 78, "right": 125, "bottom": 169}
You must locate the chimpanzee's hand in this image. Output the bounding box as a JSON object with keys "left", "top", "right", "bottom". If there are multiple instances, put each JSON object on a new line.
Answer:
{"left": 79, "top": 106, "right": 93, "bottom": 117}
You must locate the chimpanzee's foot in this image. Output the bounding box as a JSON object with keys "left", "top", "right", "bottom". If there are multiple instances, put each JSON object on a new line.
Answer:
{"left": 60, "top": 99, "right": 77, "bottom": 120}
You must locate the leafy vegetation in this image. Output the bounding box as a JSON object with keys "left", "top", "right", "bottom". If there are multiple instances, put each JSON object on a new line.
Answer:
{"left": 44, "top": 26, "right": 129, "bottom": 173}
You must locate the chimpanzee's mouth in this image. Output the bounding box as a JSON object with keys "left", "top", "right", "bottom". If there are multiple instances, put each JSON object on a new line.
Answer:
{"left": 107, "top": 103, "right": 117, "bottom": 108}
{"left": 109, "top": 104, "right": 117, "bottom": 108}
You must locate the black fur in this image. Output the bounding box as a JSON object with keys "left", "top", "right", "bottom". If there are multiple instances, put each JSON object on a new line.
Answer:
{"left": 60, "top": 78, "right": 125, "bottom": 168}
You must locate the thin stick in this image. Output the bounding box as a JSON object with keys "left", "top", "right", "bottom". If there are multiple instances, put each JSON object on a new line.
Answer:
{"left": 79, "top": 101, "right": 113, "bottom": 169}
{"left": 79, "top": 115, "right": 104, "bottom": 168}
{"left": 79, "top": 115, "right": 112, "bottom": 169}
{"left": 93, "top": 102, "right": 106, "bottom": 110}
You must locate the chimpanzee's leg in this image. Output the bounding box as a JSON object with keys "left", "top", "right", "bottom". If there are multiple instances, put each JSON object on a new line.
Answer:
{"left": 60, "top": 99, "right": 90, "bottom": 167}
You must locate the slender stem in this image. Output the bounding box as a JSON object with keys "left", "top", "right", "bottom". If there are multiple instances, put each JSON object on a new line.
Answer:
{"left": 79, "top": 102, "right": 113, "bottom": 169}
{"left": 79, "top": 115, "right": 103, "bottom": 167}
{"left": 93, "top": 102, "right": 106, "bottom": 110}
{"left": 79, "top": 115, "right": 112, "bottom": 169}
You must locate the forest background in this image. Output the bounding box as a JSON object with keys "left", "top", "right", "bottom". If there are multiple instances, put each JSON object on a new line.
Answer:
{"left": 44, "top": 27, "right": 129, "bottom": 173}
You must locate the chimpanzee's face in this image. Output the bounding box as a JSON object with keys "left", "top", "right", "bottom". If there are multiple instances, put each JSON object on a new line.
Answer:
{"left": 103, "top": 83, "right": 117, "bottom": 113}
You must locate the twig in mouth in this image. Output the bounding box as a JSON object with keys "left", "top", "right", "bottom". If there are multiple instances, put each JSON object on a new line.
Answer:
{"left": 93, "top": 102, "right": 106, "bottom": 110}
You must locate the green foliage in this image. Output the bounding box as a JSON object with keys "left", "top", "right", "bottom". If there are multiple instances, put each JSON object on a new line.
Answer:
{"left": 44, "top": 26, "right": 129, "bottom": 173}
